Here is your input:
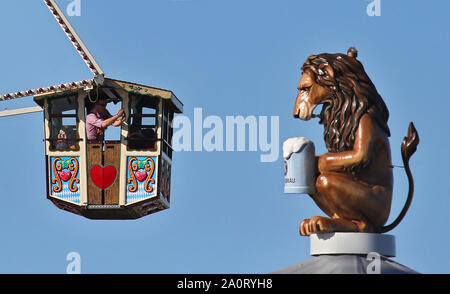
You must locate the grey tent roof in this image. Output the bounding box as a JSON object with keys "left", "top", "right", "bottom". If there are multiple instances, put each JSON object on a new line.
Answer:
{"left": 272, "top": 255, "right": 419, "bottom": 274}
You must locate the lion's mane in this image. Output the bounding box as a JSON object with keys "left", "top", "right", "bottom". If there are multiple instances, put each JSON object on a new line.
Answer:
{"left": 301, "top": 47, "right": 390, "bottom": 153}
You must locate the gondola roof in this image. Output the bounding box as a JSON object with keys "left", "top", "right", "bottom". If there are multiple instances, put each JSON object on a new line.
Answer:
{"left": 33, "top": 77, "right": 183, "bottom": 113}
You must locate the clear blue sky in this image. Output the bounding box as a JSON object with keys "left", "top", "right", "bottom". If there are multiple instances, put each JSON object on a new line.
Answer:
{"left": 0, "top": 0, "right": 448, "bottom": 273}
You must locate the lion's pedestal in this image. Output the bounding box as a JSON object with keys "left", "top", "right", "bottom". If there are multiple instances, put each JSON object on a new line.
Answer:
{"left": 273, "top": 233, "right": 418, "bottom": 274}
{"left": 310, "top": 233, "right": 395, "bottom": 257}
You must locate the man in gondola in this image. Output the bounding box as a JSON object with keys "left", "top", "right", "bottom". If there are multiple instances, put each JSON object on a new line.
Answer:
{"left": 86, "top": 98, "right": 125, "bottom": 141}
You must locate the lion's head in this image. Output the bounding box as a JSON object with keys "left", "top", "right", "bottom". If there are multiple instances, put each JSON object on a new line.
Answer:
{"left": 293, "top": 47, "right": 390, "bottom": 153}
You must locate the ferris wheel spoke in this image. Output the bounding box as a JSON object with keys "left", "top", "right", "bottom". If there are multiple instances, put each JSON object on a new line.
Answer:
{"left": 0, "top": 78, "right": 97, "bottom": 101}
{"left": 43, "top": 0, "right": 105, "bottom": 77}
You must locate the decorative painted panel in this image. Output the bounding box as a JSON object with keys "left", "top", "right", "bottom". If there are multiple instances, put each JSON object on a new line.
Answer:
{"left": 50, "top": 156, "right": 81, "bottom": 203}
{"left": 160, "top": 158, "right": 171, "bottom": 204}
{"left": 126, "top": 156, "right": 157, "bottom": 204}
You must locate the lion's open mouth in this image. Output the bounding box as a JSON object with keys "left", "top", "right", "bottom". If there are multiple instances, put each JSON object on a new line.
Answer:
{"left": 311, "top": 109, "right": 321, "bottom": 119}
{"left": 311, "top": 103, "right": 325, "bottom": 119}
{"left": 316, "top": 102, "right": 330, "bottom": 124}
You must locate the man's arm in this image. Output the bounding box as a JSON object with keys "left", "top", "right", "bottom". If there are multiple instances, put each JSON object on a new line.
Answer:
{"left": 112, "top": 115, "right": 126, "bottom": 127}
{"left": 101, "top": 114, "right": 121, "bottom": 129}
{"left": 101, "top": 109, "right": 124, "bottom": 129}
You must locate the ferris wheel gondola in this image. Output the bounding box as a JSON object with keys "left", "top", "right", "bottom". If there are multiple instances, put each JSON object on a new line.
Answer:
{"left": 0, "top": 0, "right": 183, "bottom": 219}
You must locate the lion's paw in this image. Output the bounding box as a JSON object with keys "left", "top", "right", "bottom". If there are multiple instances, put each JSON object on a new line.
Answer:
{"left": 300, "top": 216, "right": 334, "bottom": 236}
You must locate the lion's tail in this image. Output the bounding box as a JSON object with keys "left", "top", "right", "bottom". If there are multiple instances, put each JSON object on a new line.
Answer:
{"left": 378, "top": 122, "right": 419, "bottom": 233}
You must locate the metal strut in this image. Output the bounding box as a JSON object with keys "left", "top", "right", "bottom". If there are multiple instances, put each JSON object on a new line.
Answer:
{"left": 43, "top": 0, "right": 105, "bottom": 77}
{"left": 0, "top": 78, "right": 96, "bottom": 101}
{"left": 0, "top": 106, "right": 43, "bottom": 118}
{"left": 0, "top": 1, "right": 106, "bottom": 101}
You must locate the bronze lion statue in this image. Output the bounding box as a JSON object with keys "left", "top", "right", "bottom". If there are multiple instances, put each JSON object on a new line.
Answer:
{"left": 293, "top": 47, "right": 419, "bottom": 236}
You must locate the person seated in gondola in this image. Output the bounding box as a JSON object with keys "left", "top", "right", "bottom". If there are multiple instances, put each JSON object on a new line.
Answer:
{"left": 55, "top": 126, "right": 77, "bottom": 150}
{"left": 86, "top": 98, "right": 125, "bottom": 141}
{"left": 55, "top": 127, "right": 70, "bottom": 150}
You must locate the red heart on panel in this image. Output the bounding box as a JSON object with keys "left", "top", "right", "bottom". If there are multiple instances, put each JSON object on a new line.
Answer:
{"left": 59, "top": 171, "right": 72, "bottom": 182}
{"left": 135, "top": 171, "right": 147, "bottom": 182}
{"left": 90, "top": 165, "right": 117, "bottom": 190}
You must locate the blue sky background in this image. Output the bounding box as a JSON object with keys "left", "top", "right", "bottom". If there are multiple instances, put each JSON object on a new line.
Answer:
{"left": 0, "top": 0, "right": 448, "bottom": 273}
